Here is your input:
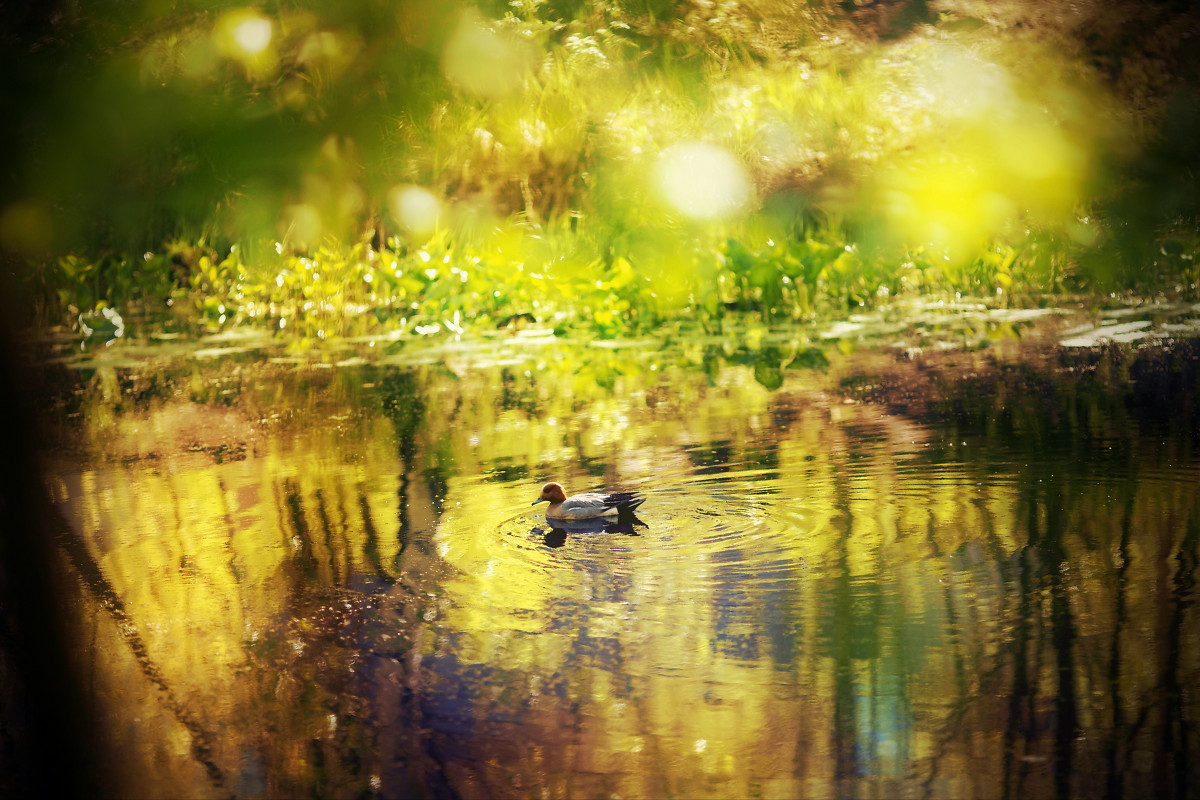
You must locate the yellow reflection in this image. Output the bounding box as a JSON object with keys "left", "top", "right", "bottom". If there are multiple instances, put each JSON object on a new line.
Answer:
{"left": 54, "top": 345, "right": 1199, "bottom": 797}
{"left": 656, "top": 141, "right": 754, "bottom": 221}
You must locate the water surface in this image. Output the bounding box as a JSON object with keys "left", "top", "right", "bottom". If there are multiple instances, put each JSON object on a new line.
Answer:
{"left": 33, "top": 306, "right": 1200, "bottom": 798}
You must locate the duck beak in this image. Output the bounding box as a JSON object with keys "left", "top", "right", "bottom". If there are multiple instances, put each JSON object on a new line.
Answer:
{"left": 532, "top": 497, "right": 547, "bottom": 505}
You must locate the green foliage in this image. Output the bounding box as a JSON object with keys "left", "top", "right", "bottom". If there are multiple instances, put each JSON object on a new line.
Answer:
{"left": 7, "top": 0, "right": 1200, "bottom": 338}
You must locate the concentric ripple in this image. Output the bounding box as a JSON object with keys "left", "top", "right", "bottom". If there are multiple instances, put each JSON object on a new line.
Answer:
{"left": 475, "top": 466, "right": 828, "bottom": 608}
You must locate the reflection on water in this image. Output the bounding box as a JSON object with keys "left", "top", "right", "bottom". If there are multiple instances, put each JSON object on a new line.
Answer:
{"left": 33, "top": 322, "right": 1200, "bottom": 798}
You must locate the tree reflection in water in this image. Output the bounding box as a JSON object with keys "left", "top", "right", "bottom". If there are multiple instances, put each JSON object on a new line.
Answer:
{"left": 31, "top": 332, "right": 1200, "bottom": 798}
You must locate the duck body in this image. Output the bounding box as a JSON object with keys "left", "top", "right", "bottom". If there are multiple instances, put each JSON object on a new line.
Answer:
{"left": 532, "top": 481, "right": 645, "bottom": 520}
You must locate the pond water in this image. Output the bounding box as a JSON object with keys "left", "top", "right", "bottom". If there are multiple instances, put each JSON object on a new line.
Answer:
{"left": 30, "top": 303, "right": 1200, "bottom": 798}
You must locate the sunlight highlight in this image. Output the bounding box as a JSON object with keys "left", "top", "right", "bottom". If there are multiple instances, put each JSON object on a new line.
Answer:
{"left": 656, "top": 142, "right": 753, "bottom": 221}
{"left": 214, "top": 9, "right": 277, "bottom": 74}
{"left": 389, "top": 185, "right": 441, "bottom": 238}
{"left": 232, "top": 17, "right": 272, "bottom": 56}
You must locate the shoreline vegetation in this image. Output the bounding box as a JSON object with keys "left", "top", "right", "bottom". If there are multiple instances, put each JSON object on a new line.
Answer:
{"left": 4, "top": 1, "right": 1199, "bottom": 340}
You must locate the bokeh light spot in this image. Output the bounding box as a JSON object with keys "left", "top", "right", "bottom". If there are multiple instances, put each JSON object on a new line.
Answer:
{"left": 281, "top": 204, "right": 323, "bottom": 250}
{"left": 389, "top": 185, "right": 441, "bottom": 237}
{"left": 442, "top": 14, "right": 532, "bottom": 98}
{"left": 233, "top": 17, "right": 272, "bottom": 56}
{"left": 656, "top": 142, "right": 753, "bottom": 221}
{"left": 214, "top": 10, "right": 277, "bottom": 71}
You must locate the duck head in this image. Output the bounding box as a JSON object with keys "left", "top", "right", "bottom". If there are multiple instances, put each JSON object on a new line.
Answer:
{"left": 532, "top": 482, "right": 567, "bottom": 505}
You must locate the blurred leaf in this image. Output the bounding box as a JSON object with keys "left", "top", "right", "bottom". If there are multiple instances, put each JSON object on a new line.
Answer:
{"left": 789, "top": 347, "right": 831, "bottom": 371}
{"left": 753, "top": 348, "right": 785, "bottom": 390}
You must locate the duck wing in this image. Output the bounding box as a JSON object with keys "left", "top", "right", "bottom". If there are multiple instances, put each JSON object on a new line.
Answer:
{"left": 556, "top": 492, "right": 620, "bottom": 517}
{"left": 603, "top": 492, "right": 645, "bottom": 512}
{"left": 551, "top": 491, "right": 646, "bottom": 519}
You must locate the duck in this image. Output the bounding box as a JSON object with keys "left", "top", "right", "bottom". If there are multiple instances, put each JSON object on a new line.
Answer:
{"left": 531, "top": 481, "right": 645, "bottom": 519}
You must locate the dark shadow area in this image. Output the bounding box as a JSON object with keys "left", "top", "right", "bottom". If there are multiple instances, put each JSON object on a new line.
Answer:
{"left": 0, "top": 274, "right": 93, "bottom": 796}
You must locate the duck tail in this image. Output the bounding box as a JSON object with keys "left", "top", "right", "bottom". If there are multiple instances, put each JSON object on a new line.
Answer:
{"left": 610, "top": 492, "right": 646, "bottom": 518}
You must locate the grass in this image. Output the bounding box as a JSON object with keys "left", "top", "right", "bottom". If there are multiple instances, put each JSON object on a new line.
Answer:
{"left": 11, "top": 0, "right": 1200, "bottom": 340}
